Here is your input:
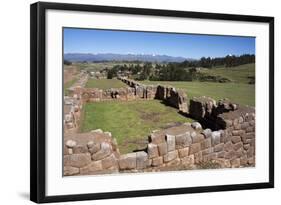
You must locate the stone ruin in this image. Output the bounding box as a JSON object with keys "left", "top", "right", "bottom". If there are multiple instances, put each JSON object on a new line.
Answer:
{"left": 64, "top": 103, "right": 255, "bottom": 175}
{"left": 63, "top": 74, "right": 255, "bottom": 176}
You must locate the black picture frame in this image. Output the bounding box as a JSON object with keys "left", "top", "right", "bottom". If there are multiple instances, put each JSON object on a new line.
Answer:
{"left": 30, "top": 1, "right": 274, "bottom": 203}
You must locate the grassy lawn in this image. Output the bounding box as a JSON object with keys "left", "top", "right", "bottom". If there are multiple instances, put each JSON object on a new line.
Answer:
{"left": 80, "top": 100, "right": 192, "bottom": 154}
{"left": 85, "top": 79, "right": 128, "bottom": 89}
{"left": 141, "top": 80, "right": 255, "bottom": 107}
{"left": 200, "top": 63, "right": 255, "bottom": 84}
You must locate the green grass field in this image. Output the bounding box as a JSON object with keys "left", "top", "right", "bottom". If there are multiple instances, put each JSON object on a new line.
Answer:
{"left": 141, "top": 81, "right": 255, "bottom": 106}
{"left": 141, "top": 64, "right": 255, "bottom": 106}
{"left": 85, "top": 79, "right": 128, "bottom": 89}
{"left": 200, "top": 63, "right": 255, "bottom": 84}
{"left": 80, "top": 100, "right": 192, "bottom": 153}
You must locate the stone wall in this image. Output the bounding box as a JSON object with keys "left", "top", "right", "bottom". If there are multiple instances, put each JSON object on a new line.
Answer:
{"left": 119, "top": 77, "right": 188, "bottom": 113}
{"left": 64, "top": 103, "right": 255, "bottom": 176}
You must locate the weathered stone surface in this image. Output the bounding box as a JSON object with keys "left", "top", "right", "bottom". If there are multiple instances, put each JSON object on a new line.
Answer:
{"left": 118, "top": 153, "right": 137, "bottom": 170}
{"left": 88, "top": 143, "right": 101, "bottom": 154}
{"left": 246, "top": 126, "right": 255, "bottom": 133}
{"left": 64, "top": 153, "right": 91, "bottom": 168}
{"left": 194, "top": 151, "right": 203, "bottom": 163}
{"left": 166, "top": 158, "right": 181, "bottom": 166}
{"left": 202, "top": 147, "right": 214, "bottom": 155}
{"left": 243, "top": 144, "right": 251, "bottom": 150}
{"left": 149, "top": 133, "right": 165, "bottom": 144}
{"left": 247, "top": 147, "right": 255, "bottom": 158}
{"left": 202, "top": 128, "right": 212, "bottom": 138}
{"left": 175, "top": 132, "right": 192, "bottom": 148}
{"left": 64, "top": 145, "right": 69, "bottom": 155}
{"left": 152, "top": 156, "right": 163, "bottom": 166}
{"left": 191, "top": 122, "right": 202, "bottom": 130}
{"left": 147, "top": 143, "right": 158, "bottom": 158}
{"left": 158, "top": 142, "right": 168, "bottom": 156}
{"left": 248, "top": 157, "right": 255, "bottom": 165}
{"left": 189, "top": 143, "right": 201, "bottom": 154}
{"left": 80, "top": 160, "right": 103, "bottom": 174}
{"left": 214, "top": 143, "right": 224, "bottom": 152}
{"left": 73, "top": 145, "right": 88, "bottom": 154}
{"left": 241, "top": 122, "right": 250, "bottom": 129}
{"left": 181, "top": 155, "right": 194, "bottom": 165}
{"left": 68, "top": 148, "right": 73, "bottom": 155}
{"left": 136, "top": 151, "right": 148, "bottom": 169}
{"left": 201, "top": 138, "right": 211, "bottom": 150}
{"left": 64, "top": 166, "right": 79, "bottom": 176}
{"left": 235, "top": 148, "right": 243, "bottom": 158}
{"left": 224, "top": 141, "right": 233, "bottom": 152}
{"left": 101, "top": 154, "right": 117, "bottom": 169}
{"left": 178, "top": 147, "right": 190, "bottom": 158}
{"left": 163, "top": 150, "right": 178, "bottom": 162}
{"left": 233, "top": 142, "right": 243, "bottom": 151}
{"left": 211, "top": 131, "right": 221, "bottom": 146}
{"left": 217, "top": 151, "right": 226, "bottom": 158}
{"left": 191, "top": 132, "right": 205, "bottom": 143}
{"left": 91, "top": 142, "right": 111, "bottom": 161}
{"left": 166, "top": 134, "right": 176, "bottom": 151}
{"left": 203, "top": 152, "right": 217, "bottom": 162}
{"left": 225, "top": 150, "right": 235, "bottom": 160}
{"left": 65, "top": 140, "right": 77, "bottom": 148}
{"left": 231, "top": 136, "right": 241, "bottom": 144}
{"left": 230, "top": 158, "right": 240, "bottom": 168}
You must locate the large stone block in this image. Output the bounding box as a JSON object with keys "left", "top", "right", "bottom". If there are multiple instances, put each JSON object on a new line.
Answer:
{"left": 202, "top": 147, "right": 214, "bottom": 156}
{"left": 189, "top": 143, "right": 201, "bottom": 154}
{"left": 202, "top": 128, "right": 212, "bottom": 138}
{"left": 201, "top": 138, "right": 211, "bottom": 150}
{"left": 118, "top": 153, "right": 137, "bottom": 170}
{"left": 225, "top": 150, "right": 236, "bottom": 160}
{"left": 64, "top": 166, "right": 79, "bottom": 176}
{"left": 166, "top": 158, "right": 181, "bottom": 166}
{"left": 152, "top": 156, "right": 163, "bottom": 166}
{"left": 211, "top": 131, "right": 221, "bottom": 146}
{"left": 158, "top": 142, "right": 168, "bottom": 156}
{"left": 181, "top": 155, "right": 195, "bottom": 165}
{"left": 214, "top": 143, "right": 224, "bottom": 152}
{"left": 203, "top": 152, "right": 217, "bottom": 162}
{"left": 73, "top": 145, "right": 88, "bottom": 154}
{"left": 65, "top": 140, "right": 77, "bottom": 148}
{"left": 178, "top": 147, "right": 190, "bottom": 158}
{"left": 166, "top": 134, "right": 176, "bottom": 151}
{"left": 191, "top": 132, "right": 205, "bottom": 143}
{"left": 194, "top": 151, "right": 203, "bottom": 163}
{"left": 231, "top": 136, "right": 241, "bottom": 144}
{"left": 163, "top": 150, "right": 178, "bottom": 162}
{"left": 136, "top": 151, "right": 148, "bottom": 169}
{"left": 101, "top": 154, "right": 117, "bottom": 169}
{"left": 224, "top": 141, "right": 233, "bottom": 152}
{"left": 147, "top": 143, "right": 158, "bottom": 158}
{"left": 175, "top": 132, "right": 192, "bottom": 148}
{"left": 149, "top": 133, "right": 165, "bottom": 144}
{"left": 230, "top": 158, "right": 240, "bottom": 168}
{"left": 64, "top": 153, "right": 91, "bottom": 168}
{"left": 80, "top": 160, "right": 103, "bottom": 174}
{"left": 233, "top": 142, "right": 243, "bottom": 151}
{"left": 91, "top": 142, "right": 112, "bottom": 161}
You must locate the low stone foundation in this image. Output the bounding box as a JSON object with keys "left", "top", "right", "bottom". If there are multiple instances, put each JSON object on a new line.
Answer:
{"left": 64, "top": 101, "right": 255, "bottom": 176}
{"left": 63, "top": 76, "right": 255, "bottom": 175}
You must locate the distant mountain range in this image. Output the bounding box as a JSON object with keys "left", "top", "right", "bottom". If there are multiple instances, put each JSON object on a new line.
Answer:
{"left": 64, "top": 53, "right": 194, "bottom": 63}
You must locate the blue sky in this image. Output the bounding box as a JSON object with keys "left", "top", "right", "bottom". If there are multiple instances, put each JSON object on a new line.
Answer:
{"left": 64, "top": 28, "right": 255, "bottom": 59}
